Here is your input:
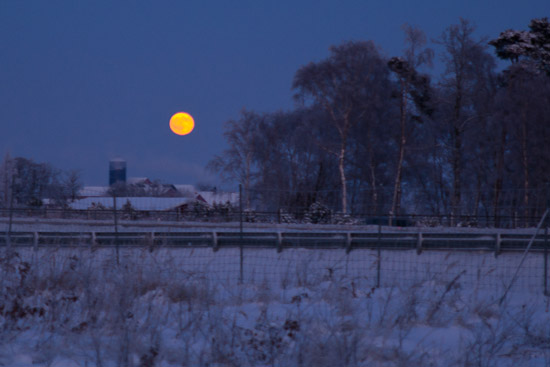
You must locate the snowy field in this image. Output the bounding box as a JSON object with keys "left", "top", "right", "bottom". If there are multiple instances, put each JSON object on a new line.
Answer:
{"left": 1, "top": 243, "right": 550, "bottom": 367}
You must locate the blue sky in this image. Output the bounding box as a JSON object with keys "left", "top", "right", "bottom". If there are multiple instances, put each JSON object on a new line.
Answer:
{"left": 0, "top": 0, "right": 547, "bottom": 186}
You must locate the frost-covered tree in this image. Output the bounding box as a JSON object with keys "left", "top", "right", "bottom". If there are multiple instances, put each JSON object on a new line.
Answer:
{"left": 490, "top": 17, "right": 550, "bottom": 75}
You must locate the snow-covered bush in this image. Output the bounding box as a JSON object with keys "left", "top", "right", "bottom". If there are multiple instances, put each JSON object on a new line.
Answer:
{"left": 332, "top": 212, "right": 360, "bottom": 225}
{"left": 121, "top": 199, "right": 138, "bottom": 220}
{"left": 278, "top": 209, "right": 297, "bottom": 224}
{"left": 303, "top": 201, "right": 332, "bottom": 224}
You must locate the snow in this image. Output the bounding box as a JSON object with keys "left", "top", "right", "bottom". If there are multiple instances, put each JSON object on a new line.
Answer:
{"left": 0, "top": 239, "right": 549, "bottom": 366}
{"left": 1, "top": 217, "right": 550, "bottom": 365}
{"left": 78, "top": 186, "right": 109, "bottom": 197}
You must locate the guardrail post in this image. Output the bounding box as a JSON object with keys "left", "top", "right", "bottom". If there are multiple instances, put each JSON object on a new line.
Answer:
{"left": 91, "top": 232, "right": 97, "bottom": 248}
{"left": 212, "top": 231, "right": 219, "bottom": 252}
{"left": 33, "top": 232, "right": 38, "bottom": 250}
{"left": 345, "top": 232, "right": 352, "bottom": 254}
{"left": 416, "top": 232, "right": 423, "bottom": 255}
{"left": 147, "top": 232, "right": 155, "bottom": 248}
{"left": 276, "top": 232, "right": 283, "bottom": 253}
{"left": 495, "top": 233, "right": 501, "bottom": 257}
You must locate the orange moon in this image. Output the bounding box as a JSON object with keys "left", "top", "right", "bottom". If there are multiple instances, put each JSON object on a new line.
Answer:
{"left": 169, "top": 112, "right": 195, "bottom": 135}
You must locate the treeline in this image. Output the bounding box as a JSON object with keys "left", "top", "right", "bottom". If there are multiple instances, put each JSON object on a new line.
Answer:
{"left": 209, "top": 18, "right": 550, "bottom": 225}
{"left": 0, "top": 154, "right": 82, "bottom": 208}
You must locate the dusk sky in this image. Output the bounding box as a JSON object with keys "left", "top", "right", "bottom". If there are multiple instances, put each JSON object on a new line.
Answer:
{"left": 1, "top": 1, "right": 547, "bottom": 187}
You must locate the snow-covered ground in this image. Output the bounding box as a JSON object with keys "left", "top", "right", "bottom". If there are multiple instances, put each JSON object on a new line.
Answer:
{"left": 1, "top": 243, "right": 549, "bottom": 366}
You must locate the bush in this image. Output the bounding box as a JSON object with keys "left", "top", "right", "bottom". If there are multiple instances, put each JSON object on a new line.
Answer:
{"left": 303, "top": 201, "right": 331, "bottom": 224}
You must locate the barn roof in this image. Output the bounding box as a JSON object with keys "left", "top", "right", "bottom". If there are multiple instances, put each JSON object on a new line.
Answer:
{"left": 79, "top": 186, "right": 109, "bottom": 197}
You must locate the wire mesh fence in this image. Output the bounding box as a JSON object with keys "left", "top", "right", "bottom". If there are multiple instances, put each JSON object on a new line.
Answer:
{"left": 1, "top": 182, "right": 549, "bottom": 296}
{"left": 1, "top": 226, "right": 549, "bottom": 296}
{"left": 4, "top": 244, "right": 548, "bottom": 297}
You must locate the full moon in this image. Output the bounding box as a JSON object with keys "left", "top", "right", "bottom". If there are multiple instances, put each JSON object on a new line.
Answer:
{"left": 169, "top": 112, "right": 195, "bottom": 135}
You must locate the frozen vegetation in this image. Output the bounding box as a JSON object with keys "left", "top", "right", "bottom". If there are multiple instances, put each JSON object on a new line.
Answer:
{"left": 0, "top": 244, "right": 549, "bottom": 367}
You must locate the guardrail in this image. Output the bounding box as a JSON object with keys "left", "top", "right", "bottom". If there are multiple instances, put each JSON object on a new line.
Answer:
{"left": 1, "top": 231, "right": 549, "bottom": 254}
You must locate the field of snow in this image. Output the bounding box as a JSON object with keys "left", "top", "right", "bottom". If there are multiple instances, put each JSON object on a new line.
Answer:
{"left": 1, "top": 241, "right": 550, "bottom": 366}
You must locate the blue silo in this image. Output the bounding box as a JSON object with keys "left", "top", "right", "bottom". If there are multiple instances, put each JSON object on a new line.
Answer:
{"left": 109, "top": 158, "right": 127, "bottom": 186}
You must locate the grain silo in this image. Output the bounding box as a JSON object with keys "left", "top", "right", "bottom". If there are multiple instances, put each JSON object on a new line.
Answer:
{"left": 109, "top": 158, "right": 127, "bottom": 186}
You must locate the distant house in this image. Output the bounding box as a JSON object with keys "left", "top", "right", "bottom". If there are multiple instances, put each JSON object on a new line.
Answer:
{"left": 77, "top": 182, "right": 238, "bottom": 207}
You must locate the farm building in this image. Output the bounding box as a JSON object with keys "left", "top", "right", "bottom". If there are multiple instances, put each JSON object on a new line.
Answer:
{"left": 69, "top": 197, "right": 198, "bottom": 212}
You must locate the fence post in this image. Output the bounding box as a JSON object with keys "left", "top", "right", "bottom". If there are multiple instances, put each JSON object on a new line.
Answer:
{"left": 376, "top": 224, "right": 381, "bottom": 288}
{"left": 113, "top": 195, "right": 119, "bottom": 265}
{"left": 545, "top": 184, "right": 549, "bottom": 296}
{"left": 6, "top": 174, "right": 15, "bottom": 251}
{"left": 239, "top": 184, "right": 243, "bottom": 284}
{"left": 544, "top": 226, "right": 548, "bottom": 296}
{"left": 345, "top": 232, "right": 352, "bottom": 254}
{"left": 495, "top": 233, "right": 501, "bottom": 257}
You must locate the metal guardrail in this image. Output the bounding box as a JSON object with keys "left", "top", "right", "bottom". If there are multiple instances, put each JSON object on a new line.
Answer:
{"left": 1, "top": 231, "right": 549, "bottom": 253}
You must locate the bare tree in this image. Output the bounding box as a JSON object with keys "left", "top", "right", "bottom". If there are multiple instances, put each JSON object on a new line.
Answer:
{"left": 63, "top": 169, "right": 82, "bottom": 202}
{"left": 0, "top": 152, "right": 12, "bottom": 207}
{"left": 436, "top": 18, "right": 496, "bottom": 222}
{"left": 10, "top": 157, "right": 61, "bottom": 207}
{"left": 388, "top": 24, "right": 434, "bottom": 219}
{"left": 293, "top": 41, "right": 390, "bottom": 214}
{"left": 207, "top": 109, "right": 262, "bottom": 209}
{"left": 490, "top": 17, "right": 550, "bottom": 223}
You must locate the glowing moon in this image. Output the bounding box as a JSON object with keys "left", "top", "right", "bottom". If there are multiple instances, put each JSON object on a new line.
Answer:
{"left": 170, "top": 112, "right": 195, "bottom": 135}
